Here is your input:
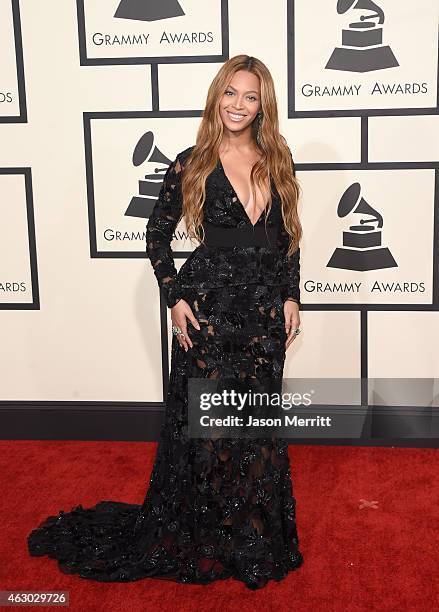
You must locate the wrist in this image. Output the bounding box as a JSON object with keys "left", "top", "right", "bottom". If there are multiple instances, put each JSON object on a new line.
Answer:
{"left": 165, "top": 282, "right": 184, "bottom": 309}
{"left": 280, "top": 286, "right": 300, "bottom": 306}
{"left": 284, "top": 297, "right": 300, "bottom": 309}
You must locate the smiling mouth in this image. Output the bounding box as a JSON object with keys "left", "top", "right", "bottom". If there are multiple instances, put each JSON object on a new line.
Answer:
{"left": 226, "top": 111, "right": 247, "bottom": 122}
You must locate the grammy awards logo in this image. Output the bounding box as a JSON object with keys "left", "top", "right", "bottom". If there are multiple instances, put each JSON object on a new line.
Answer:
{"left": 114, "top": 0, "right": 185, "bottom": 22}
{"left": 124, "top": 131, "right": 173, "bottom": 219}
{"left": 325, "top": 0, "right": 399, "bottom": 73}
{"left": 327, "top": 182, "right": 397, "bottom": 271}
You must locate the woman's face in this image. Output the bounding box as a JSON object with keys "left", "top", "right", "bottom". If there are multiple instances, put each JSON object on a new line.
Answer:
{"left": 219, "top": 69, "right": 261, "bottom": 135}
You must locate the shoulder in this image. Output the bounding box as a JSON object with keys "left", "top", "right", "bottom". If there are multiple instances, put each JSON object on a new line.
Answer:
{"left": 175, "top": 145, "right": 195, "bottom": 165}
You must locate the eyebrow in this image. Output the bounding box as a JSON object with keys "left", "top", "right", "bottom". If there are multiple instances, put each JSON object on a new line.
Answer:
{"left": 227, "top": 85, "right": 259, "bottom": 94}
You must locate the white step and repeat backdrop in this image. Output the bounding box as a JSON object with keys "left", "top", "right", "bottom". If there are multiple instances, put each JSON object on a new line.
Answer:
{"left": 0, "top": 0, "right": 438, "bottom": 411}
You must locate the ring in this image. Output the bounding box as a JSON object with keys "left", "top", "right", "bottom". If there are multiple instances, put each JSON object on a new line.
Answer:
{"left": 172, "top": 325, "right": 184, "bottom": 336}
{"left": 293, "top": 328, "right": 301, "bottom": 336}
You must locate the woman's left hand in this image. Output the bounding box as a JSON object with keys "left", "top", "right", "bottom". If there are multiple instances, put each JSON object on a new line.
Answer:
{"left": 284, "top": 300, "right": 300, "bottom": 350}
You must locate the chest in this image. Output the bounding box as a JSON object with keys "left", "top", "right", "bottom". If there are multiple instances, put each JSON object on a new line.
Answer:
{"left": 203, "top": 163, "right": 282, "bottom": 229}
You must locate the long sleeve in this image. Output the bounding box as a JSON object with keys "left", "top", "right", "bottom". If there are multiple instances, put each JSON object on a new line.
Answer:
{"left": 280, "top": 245, "right": 301, "bottom": 306}
{"left": 146, "top": 155, "right": 184, "bottom": 308}
{"left": 279, "top": 150, "right": 301, "bottom": 306}
{"left": 278, "top": 227, "right": 301, "bottom": 306}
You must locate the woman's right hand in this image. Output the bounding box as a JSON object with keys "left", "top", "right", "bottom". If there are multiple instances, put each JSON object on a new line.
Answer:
{"left": 171, "top": 299, "right": 201, "bottom": 351}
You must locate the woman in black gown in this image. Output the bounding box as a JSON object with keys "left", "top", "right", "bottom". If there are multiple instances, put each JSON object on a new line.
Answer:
{"left": 27, "top": 55, "right": 304, "bottom": 590}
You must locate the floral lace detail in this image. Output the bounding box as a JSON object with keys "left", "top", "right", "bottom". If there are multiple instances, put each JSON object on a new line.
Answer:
{"left": 27, "top": 147, "right": 304, "bottom": 591}
{"left": 27, "top": 284, "right": 304, "bottom": 590}
{"left": 146, "top": 154, "right": 185, "bottom": 308}
{"left": 145, "top": 146, "right": 301, "bottom": 308}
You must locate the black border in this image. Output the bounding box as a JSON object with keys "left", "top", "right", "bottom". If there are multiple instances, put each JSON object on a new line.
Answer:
{"left": 0, "top": 0, "right": 27, "bottom": 123}
{"left": 83, "top": 110, "right": 202, "bottom": 261}
{"left": 76, "top": 0, "right": 229, "bottom": 66}
{"left": 0, "top": 168, "right": 39, "bottom": 309}
{"left": 299, "top": 163, "right": 439, "bottom": 312}
{"left": 287, "top": 0, "right": 439, "bottom": 118}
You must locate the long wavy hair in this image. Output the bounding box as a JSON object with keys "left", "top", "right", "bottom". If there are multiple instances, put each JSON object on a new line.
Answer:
{"left": 180, "top": 54, "right": 302, "bottom": 257}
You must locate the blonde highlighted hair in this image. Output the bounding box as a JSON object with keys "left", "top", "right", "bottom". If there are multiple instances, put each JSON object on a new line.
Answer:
{"left": 181, "top": 54, "right": 302, "bottom": 257}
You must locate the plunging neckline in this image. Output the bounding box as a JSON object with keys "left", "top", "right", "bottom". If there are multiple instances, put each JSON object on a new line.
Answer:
{"left": 218, "top": 157, "right": 270, "bottom": 227}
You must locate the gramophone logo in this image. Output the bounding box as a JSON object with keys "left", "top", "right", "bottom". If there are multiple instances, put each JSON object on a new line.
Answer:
{"left": 124, "top": 131, "right": 173, "bottom": 219}
{"left": 327, "top": 182, "right": 397, "bottom": 271}
{"left": 325, "top": 0, "right": 399, "bottom": 73}
{"left": 114, "top": 0, "right": 185, "bottom": 22}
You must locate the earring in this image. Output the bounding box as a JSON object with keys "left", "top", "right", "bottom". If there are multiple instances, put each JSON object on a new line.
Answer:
{"left": 256, "top": 111, "right": 263, "bottom": 144}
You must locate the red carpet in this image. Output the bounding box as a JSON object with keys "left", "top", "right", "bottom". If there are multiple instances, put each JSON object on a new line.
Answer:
{"left": 0, "top": 441, "right": 437, "bottom": 611}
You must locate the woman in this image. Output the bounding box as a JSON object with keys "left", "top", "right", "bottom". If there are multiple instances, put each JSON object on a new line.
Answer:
{"left": 27, "top": 55, "right": 304, "bottom": 590}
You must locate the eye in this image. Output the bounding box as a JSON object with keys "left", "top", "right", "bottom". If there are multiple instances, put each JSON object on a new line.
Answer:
{"left": 225, "top": 90, "right": 234, "bottom": 96}
{"left": 247, "top": 95, "right": 257, "bottom": 102}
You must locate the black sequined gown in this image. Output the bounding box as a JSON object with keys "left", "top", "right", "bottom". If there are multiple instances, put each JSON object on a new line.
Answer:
{"left": 27, "top": 145, "right": 303, "bottom": 590}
